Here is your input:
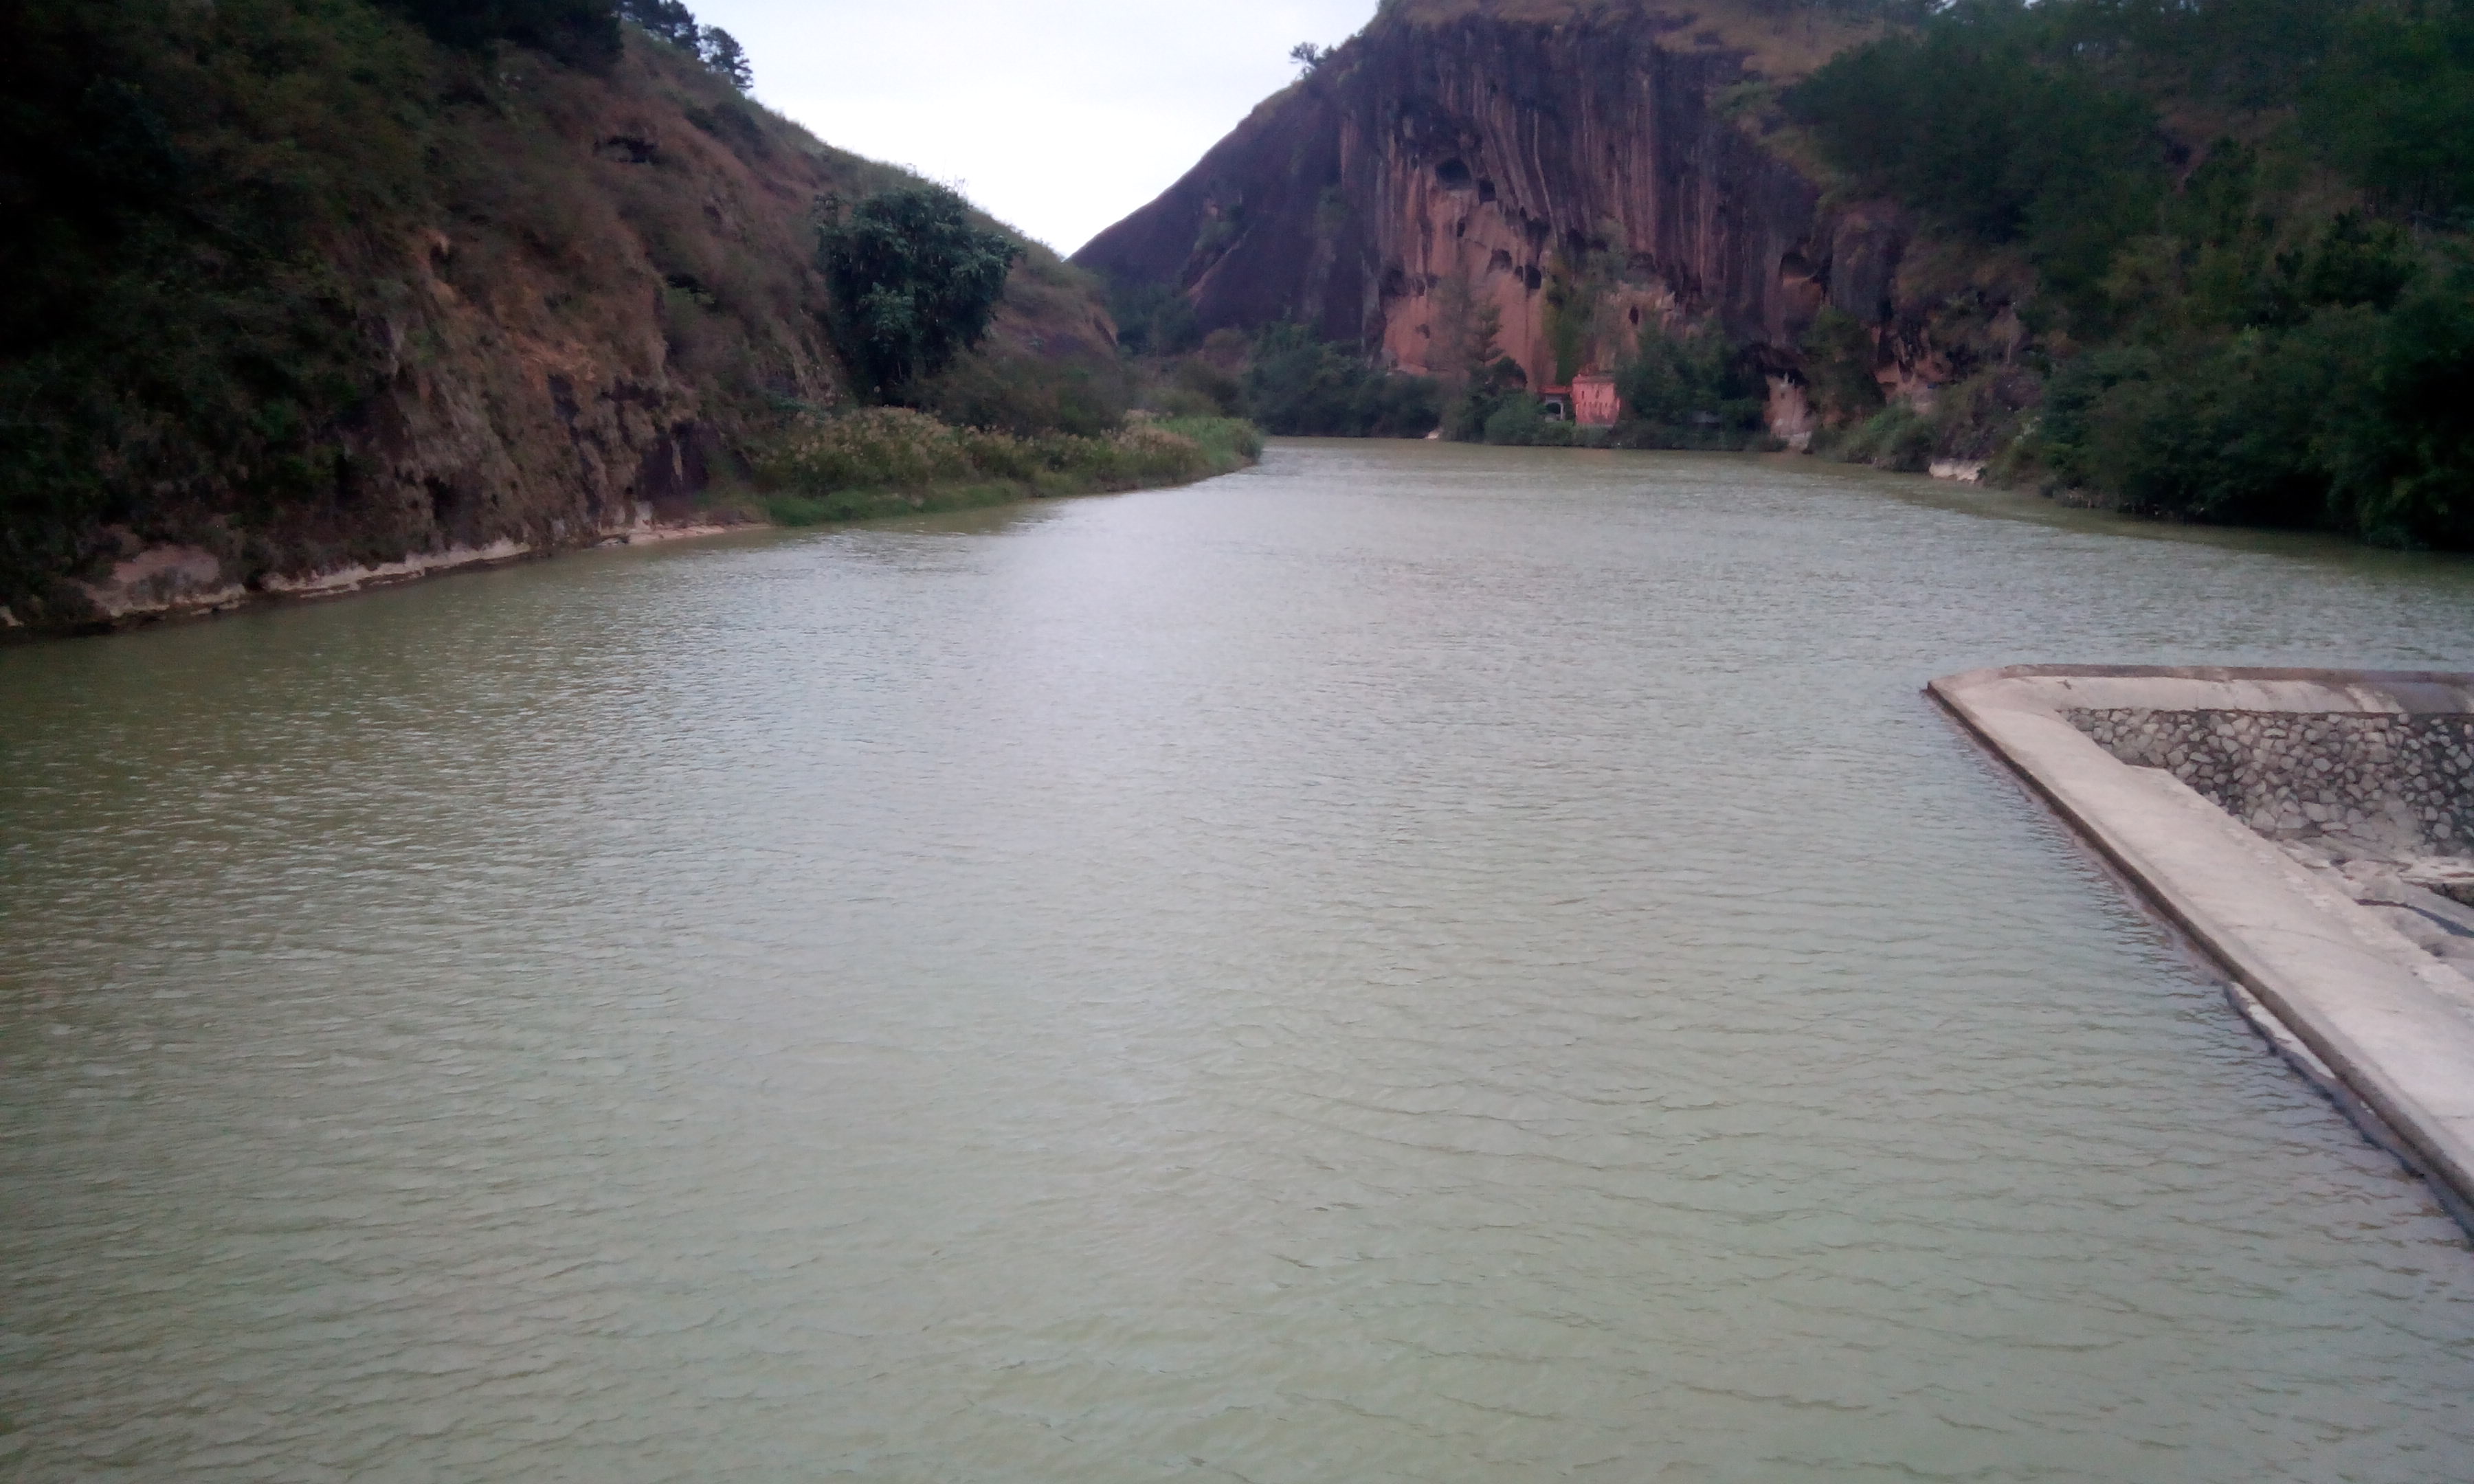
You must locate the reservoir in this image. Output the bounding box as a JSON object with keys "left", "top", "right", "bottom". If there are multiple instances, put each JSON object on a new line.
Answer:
{"left": 5, "top": 441, "right": 2474, "bottom": 1481}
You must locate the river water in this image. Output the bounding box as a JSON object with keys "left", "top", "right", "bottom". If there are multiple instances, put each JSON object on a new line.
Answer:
{"left": 5, "top": 441, "right": 2474, "bottom": 1481}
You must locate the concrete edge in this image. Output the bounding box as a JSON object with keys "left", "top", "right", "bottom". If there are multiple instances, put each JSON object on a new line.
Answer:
{"left": 1929, "top": 665, "right": 2474, "bottom": 1235}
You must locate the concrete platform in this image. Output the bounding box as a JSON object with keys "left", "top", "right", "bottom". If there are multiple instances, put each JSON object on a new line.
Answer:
{"left": 1930, "top": 665, "right": 2474, "bottom": 1233}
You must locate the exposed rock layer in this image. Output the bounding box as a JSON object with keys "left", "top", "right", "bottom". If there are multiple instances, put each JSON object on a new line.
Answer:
{"left": 1074, "top": 4, "right": 1899, "bottom": 398}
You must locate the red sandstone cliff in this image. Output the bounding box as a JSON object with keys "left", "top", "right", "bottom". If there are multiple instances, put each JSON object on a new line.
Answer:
{"left": 1073, "top": 1, "right": 1908, "bottom": 427}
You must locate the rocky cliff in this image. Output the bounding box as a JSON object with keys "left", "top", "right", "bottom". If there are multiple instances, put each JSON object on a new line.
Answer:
{"left": 1073, "top": 0, "right": 1910, "bottom": 429}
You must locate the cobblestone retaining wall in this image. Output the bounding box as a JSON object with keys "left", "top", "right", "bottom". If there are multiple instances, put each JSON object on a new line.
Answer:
{"left": 2066, "top": 709, "right": 2474, "bottom": 855}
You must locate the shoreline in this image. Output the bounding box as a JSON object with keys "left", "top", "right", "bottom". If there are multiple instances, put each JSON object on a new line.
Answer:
{"left": 1, "top": 521, "right": 757, "bottom": 642}
{"left": 3, "top": 454, "right": 1260, "bottom": 643}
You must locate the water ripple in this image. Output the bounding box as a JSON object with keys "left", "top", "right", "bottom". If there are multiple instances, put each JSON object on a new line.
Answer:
{"left": 3, "top": 442, "right": 2473, "bottom": 1481}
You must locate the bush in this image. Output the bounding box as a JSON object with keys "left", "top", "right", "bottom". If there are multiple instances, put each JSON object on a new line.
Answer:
{"left": 1481, "top": 396, "right": 1557, "bottom": 445}
{"left": 1798, "top": 306, "right": 1886, "bottom": 425}
{"left": 917, "top": 350, "right": 1128, "bottom": 438}
{"left": 1833, "top": 404, "right": 1936, "bottom": 472}
{"left": 753, "top": 407, "right": 1261, "bottom": 523}
{"left": 1106, "top": 279, "right": 1201, "bottom": 357}
{"left": 1240, "top": 324, "right": 1440, "bottom": 436}
{"left": 1616, "top": 317, "right": 1769, "bottom": 438}
{"left": 1157, "top": 357, "right": 1244, "bottom": 418}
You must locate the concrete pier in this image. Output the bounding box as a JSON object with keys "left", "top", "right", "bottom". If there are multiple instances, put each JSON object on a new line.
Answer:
{"left": 1930, "top": 666, "right": 2474, "bottom": 1233}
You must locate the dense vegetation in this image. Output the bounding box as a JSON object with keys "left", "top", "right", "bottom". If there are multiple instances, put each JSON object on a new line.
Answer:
{"left": 2, "top": 0, "right": 442, "bottom": 614}
{"left": 1103, "top": 311, "right": 1440, "bottom": 438}
{"left": 1242, "top": 325, "right": 1442, "bottom": 437}
{"left": 1609, "top": 319, "right": 1772, "bottom": 448}
{"left": 1433, "top": 301, "right": 1777, "bottom": 451}
{"left": 1783, "top": 0, "right": 2474, "bottom": 546}
{"left": 0, "top": 0, "right": 781, "bottom": 620}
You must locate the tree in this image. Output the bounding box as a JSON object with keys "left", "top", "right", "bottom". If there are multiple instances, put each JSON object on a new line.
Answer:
{"left": 818, "top": 186, "right": 1021, "bottom": 401}
{"left": 1617, "top": 317, "right": 1765, "bottom": 432}
{"left": 1289, "top": 42, "right": 1324, "bottom": 74}
{"left": 699, "top": 25, "right": 750, "bottom": 89}
{"left": 618, "top": 0, "right": 698, "bottom": 49}
{"left": 1798, "top": 306, "right": 1885, "bottom": 425}
{"left": 1431, "top": 281, "right": 1528, "bottom": 440}
{"left": 384, "top": 0, "right": 621, "bottom": 68}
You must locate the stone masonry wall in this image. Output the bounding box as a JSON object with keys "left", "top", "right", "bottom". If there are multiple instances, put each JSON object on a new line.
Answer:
{"left": 2066, "top": 709, "right": 2474, "bottom": 855}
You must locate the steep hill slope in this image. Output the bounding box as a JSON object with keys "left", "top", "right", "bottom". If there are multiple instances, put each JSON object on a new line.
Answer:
{"left": 1076, "top": 0, "right": 2473, "bottom": 548}
{"left": 0, "top": 0, "right": 1120, "bottom": 631}
{"left": 1074, "top": 1, "right": 1889, "bottom": 416}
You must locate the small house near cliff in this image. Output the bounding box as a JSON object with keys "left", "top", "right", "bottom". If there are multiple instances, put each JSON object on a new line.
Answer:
{"left": 1571, "top": 372, "right": 1620, "bottom": 427}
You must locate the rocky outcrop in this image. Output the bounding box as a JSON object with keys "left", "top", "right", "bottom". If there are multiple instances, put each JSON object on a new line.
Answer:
{"left": 1074, "top": 1, "right": 1902, "bottom": 410}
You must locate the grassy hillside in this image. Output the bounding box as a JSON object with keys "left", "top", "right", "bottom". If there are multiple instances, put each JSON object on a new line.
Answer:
{"left": 1763, "top": 0, "right": 2474, "bottom": 546}
{"left": 0, "top": 0, "right": 1159, "bottom": 629}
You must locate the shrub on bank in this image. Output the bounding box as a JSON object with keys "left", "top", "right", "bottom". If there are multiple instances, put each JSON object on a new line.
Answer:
{"left": 1242, "top": 323, "right": 1441, "bottom": 437}
{"left": 1826, "top": 403, "right": 1937, "bottom": 472}
{"left": 753, "top": 408, "right": 1260, "bottom": 526}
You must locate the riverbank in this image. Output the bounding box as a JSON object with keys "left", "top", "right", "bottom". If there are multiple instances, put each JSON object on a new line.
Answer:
{"left": 1, "top": 416, "right": 1262, "bottom": 641}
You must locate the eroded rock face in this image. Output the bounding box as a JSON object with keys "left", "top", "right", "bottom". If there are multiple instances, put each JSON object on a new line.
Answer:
{"left": 1073, "top": 8, "right": 1899, "bottom": 401}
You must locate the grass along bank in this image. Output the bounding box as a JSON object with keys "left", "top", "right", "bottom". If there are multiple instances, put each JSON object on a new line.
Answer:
{"left": 750, "top": 409, "right": 1262, "bottom": 526}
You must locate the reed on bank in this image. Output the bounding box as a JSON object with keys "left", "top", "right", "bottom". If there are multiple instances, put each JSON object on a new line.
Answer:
{"left": 751, "top": 408, "right": 1262, "bottom": 526}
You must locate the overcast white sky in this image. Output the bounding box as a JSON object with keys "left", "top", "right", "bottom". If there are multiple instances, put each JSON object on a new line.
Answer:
{"left": 685, "top": 0, "right": 1381, "bottom": 256}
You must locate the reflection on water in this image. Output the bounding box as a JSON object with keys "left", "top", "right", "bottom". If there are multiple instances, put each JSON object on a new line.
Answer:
{"left": 4, "top": 440, "right": 2473, "bottom": 1482}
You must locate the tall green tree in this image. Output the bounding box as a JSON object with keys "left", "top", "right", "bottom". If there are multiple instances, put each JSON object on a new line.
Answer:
{"left": 699, "top": 26, "right": 750, "bottom": 89}
{"left": 818, "top": 186, "right": 1020, "bottom": 401}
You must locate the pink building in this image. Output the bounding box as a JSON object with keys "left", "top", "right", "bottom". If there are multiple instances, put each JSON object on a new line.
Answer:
{"left": 1571, "top": 372, "right": 1622, "bottom": 427}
